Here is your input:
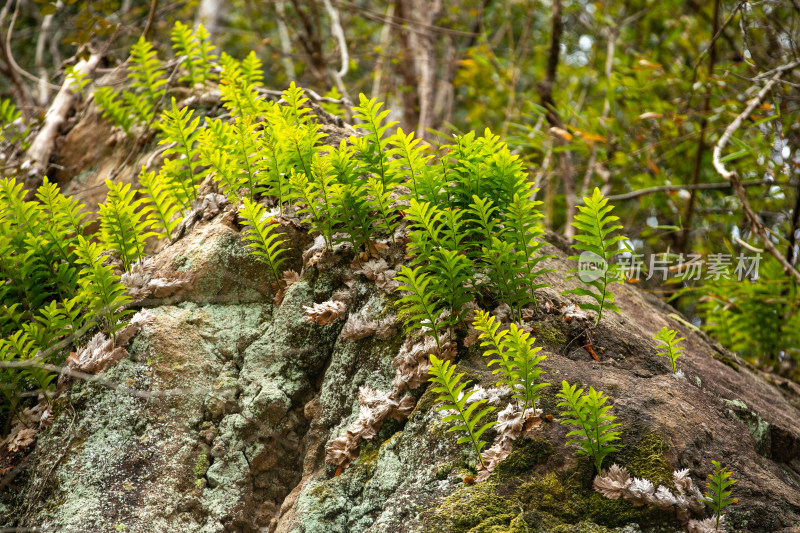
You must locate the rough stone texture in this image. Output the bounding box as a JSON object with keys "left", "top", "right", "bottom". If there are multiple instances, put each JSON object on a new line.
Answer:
{"left": 3, "top": 96, "right": 800, "bottom": 533}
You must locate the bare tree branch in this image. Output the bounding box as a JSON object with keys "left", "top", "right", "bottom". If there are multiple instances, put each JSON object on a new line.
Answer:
{"left": 712, "top": 60, "right": 800, "bottom": 284}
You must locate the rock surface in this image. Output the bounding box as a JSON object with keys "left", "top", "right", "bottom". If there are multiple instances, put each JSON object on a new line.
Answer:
{"left": 2, "top": 97, "right": 800, "bottom": 533}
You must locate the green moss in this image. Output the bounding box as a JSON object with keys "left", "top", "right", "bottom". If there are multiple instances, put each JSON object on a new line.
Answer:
{"left": 193, "top": 451, "right": 210, "bottom": 478}
{"left": 422, "top": 482, "right": 515, "bottom": 532}
{"left": 493, "top": 437, "right": 554, "bottom": 479}
{"left": 533, "top": 322, "right": 567, "bottom": 346}
{"left": 615, "top": 432, "right": 674, "bottom": 490}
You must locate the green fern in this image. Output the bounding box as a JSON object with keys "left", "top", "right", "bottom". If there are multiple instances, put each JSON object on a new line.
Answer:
{"left": 473, "top": 311, "right": 549, "bottom": 412}
{"left": 556, "top": 380, "right": 622, "bottom": 474}
{"left": 394, "top": 266, "right": 445, "bottom": 350}
{"left": 0, "top": 97, "right": 21, "bottom": 143}
{"left": 350, "top": 93, "right": 397, "bottom": 189}
{"left": 563, "top": 187, "right": 629, "bottom": 326}
{"left": 158, "top": 98, "right": 203, "bottom": 206}
{"left": 504, "top": 193, "right": 552, "bottom": 305}
{"left": 289, "top": 159, "right": 336, "bottom": 251}
{"left": 254, "top": 131, "right": 289, "bottom": 212}
{"left": 98, "top": 180, "right": 158, "bottom": 271}
{"left": 94, "top": 88, "right": 135, "bottom": 135}
{"left": 128, "top": 36, "right": 166, "bottom": 121}
{"left": 171, "top": 21, "right": 217, "bottom": 88}
{"left": 241, "top": 51, "right": 264, "bottom": 87}
{"left": 238, "top": 197, "right": 289, "bottom": 287}
{"left": 365, "top": 177, "right": 399, "bottom": 242}
{"left": 330, "top": 182, "right": 377, "bottom": 265}
{"left": 653, "top": 327, "right": 685, "bottom": 373}
{"left": 428, "top": 354, "right": 496, "bottom": 469}
{"left": 139, "top": 167, "right": 182, "bottom": 241}
{"left": 703, "top": 460, "right": 738, "bottom": 529}
{"left": 387, "top": 128, "right": 431, "bottom": 200}
{"left": 74, "top": 236, "right": 133, "bottom": 343}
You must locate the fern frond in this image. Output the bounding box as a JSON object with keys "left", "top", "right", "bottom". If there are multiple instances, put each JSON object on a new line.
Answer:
{"left": 430, "top": 248, "right": 473, "bottom": 335}
{"left": 473, "top": 311, "right": 548, "bottom": 412}
{"left": 93, "top": 87, "right": 135, "bottom": 134}
{"left": 365, "top": 177, "right": 399, "bottom": 243}
{"left": 280, "top": 82, "right": 314, "bottom": 125}
{"left": 74, "top": 236, "right": 133, "bottom": 343}
{"left": 504, "top": 193, "right": 553, "bottom": 305}
{"left": 350, "top": 93, "right": 397, "bottom": 189}
{"left": 98, "top": 180, "right": 158, "bottom": 271}
{"left": 139, "top": 167, "right": 181, "bottom": 241}
{"left": 330, "top": 183, "right": 377, "bottom": 265}
{"left": 387, "top": 128, "right": 431, "bottom": 200}
{"left": 653, "top": 327, "right": 685, "bottom": 373}
{"left": 238, "top": 197, "right": 288, "bottom": 286}
{"left": 563, "top": 187, "right": 629, "bottom": 326}
{"left": 394, "top": 266, "right": 444, "bottom": 350}
{"left": 428, "top": 354, "right": 496, "bottom": 468}
{"left": 289, "top": 167, "right": 335, "bottom": 251}
{"left": 158, "top": 98, "right": 203, "bottom": 206}
{"left": 557, "top": 380, "right": 621, "bottom": 474}
{"left": 171, "top": 21, "right": 217, "bottom": 89}
{"left": 241, "top": 51, "right": 264, "bottom": 87}
{"left": 703, "top": 460, "right": 738, "bottom": 529}
{"left": 128, "top": 36, "right": 165, "bottom": 115}
{"left": 254, "top": 131, "right": 288, "bottom": 212}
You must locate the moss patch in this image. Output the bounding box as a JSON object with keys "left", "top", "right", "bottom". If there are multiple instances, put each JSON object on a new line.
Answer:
{"left": 615, "top": 432, "right": 674, "bottom": 490}
{"left": 422, "top": 482, "right": 516, "bottom": 532}
{"left": 493, "top": 437, "right": 554, "bottom": 479}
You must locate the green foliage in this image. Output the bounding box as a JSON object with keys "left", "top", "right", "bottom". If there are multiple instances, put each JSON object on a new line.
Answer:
{"left": 473, "top": 311, "right": 549, "bottom": 413}
{"left": 98, "top": 180, "right": 158, "bottom": 272}
{"left": 563, "top": 188, "right": 629, "bottom": 326}
{"left": 330, "top": 182, "right": 377, "bottom": 264}
{"left": 653, "top": 327, "right": 685, "bottom": 374}
{"left": 702, "top": 461, "right": 738, "bottom": 529}
{"left": 0, "top": 97, "right": 26, "bottom": 146}
{"left": 394, "top": 266, "right": 444, "bottom": 350}
{"left": 238, "top": 197, "right": 288, "bottom": 286}
{"left": 556, "top": 381, "right": 622, "bottom": 474}
{"left": 139, "top": 167, "right": 181, "bottom": 241}
{"left": 171, "top": 21, "right": 218, "bottom": 88}
{"left": 350, "top": 94, "right": 397, "bottom": 189}
{"left": 128, "top": 36, "right": 166, "bottom": 118}
{"left": 428, "top": 354, "right": 496, "bottom": 469}
{"left": 158, "top": 98, "right": 203, "bottom": 206}
{"left": 74, "top": 236, "right": 133, "bottom": 344}
{"left": 289, "top": 159, "right": 336, "bottom": 251}
{"left": 94, "top": 87, "right": 135, "bottom": 135}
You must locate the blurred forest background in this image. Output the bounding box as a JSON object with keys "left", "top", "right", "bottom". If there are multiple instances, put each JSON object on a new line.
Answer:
{"left": 1, "top": 0, "right": 799, "bottom": 374}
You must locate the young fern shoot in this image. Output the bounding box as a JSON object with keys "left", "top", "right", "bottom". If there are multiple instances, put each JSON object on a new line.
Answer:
{"left": 473, "top": 311, "right": 548, "bottom": 413}
{"left": 703, "top": 460, "right": 738, "bottom": 530}
{"left": 238, "top": 198, "right": 289, "bottom": 287}
{"left": 556, "top": 380, "right": 622, "bottom": 474}
{"left": 563, "top": 187, "right": 629, "bottom": 326}
{"left": 428, "top": 354, "right": 496, "bottom": 469}
{"left": 654, "top": 327, "right": 685, "bottom": 373}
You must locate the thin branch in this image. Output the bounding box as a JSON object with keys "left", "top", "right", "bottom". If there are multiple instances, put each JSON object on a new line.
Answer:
{"left": 274, "top": 0, "right": 295, "bottom": 79}
{"left": 142, "top": 0, "right": 158, "bottom": 39}
{"left": 4, "top": 0, "right": 60, "bottom": 91}
{"left": 712, "top": 60, "right": 800, "bottom": 284}
{"left": 323, "top": 0, "right": 349, "bottom": 78}
{"left": 606, "top": 178, "right": 780, "bottom": 201}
